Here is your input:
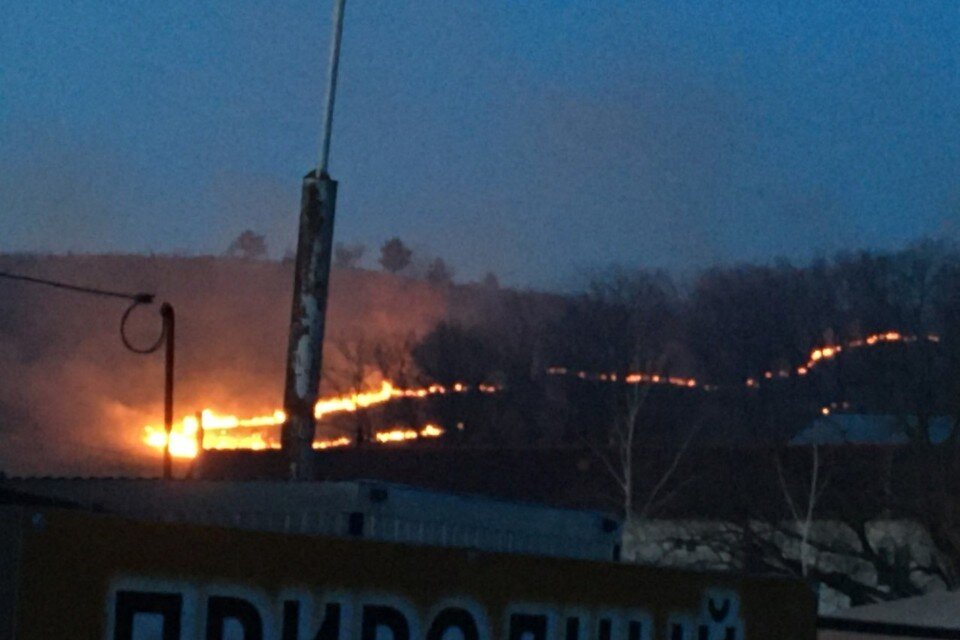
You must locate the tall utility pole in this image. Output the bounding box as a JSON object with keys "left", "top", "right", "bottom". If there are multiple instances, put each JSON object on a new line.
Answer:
{"left": 280, "top": 0, "right": 347, "bottom": 480}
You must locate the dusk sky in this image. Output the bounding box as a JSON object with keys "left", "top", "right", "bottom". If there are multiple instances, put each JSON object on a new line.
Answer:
{"left": 1, "top": 1, "right": 958, "bottom": 288}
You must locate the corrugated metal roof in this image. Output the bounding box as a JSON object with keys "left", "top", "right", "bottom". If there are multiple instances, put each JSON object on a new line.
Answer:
{"left": 0, "top": 477, "right": 620, "bottom": 561}
{"left": 826, "top": 590, "right": 960, "bottom": 629}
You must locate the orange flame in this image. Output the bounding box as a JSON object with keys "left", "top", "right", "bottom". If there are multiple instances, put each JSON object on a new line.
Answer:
{"left": 374, "top": 424, "right": 445, "bottom": 444}
{"left": 142, "top": 381, "right": 480, "bottom": 459}
{"left": 144, "top": 330, "right": 940, "bottom": 459}
{"left": 546, "top": 330, "right": 940, "bottom": 394}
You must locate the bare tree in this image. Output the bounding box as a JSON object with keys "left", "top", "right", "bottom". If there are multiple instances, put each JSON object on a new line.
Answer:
{"left": 601, "top": 375, "right": 702, "bottom": 524}
{"left": 774, "top": 443, "right": 829, "bottom": 578}
{"left": 329, "top": 332, "right": 378, "bottom": 445}
{"left": 412, "top": 322, "right": 496, "bottom": 388}
{"left": 553, "top": 268, "right": 704, "bottom": 542}
{"left": 373, "top": 333, "right": 421, "bottom": 429}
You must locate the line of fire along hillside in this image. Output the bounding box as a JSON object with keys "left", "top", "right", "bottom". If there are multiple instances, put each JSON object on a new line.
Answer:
{"left": 141, "top": 329, "right": 939, "bottom": 459}
{"left": 142, "top": 381, "right": 499, "bottom": 459}
{"left": 547, "top": 330, "right": 941, "bottom": 393}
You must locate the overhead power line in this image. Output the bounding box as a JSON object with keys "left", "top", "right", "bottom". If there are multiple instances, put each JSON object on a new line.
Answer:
{"left": 0, "top": 268, "right": 163, "bottom": 352}
{"left": 0, "top": 268, "right": 166, "bottom": 353}
{"left": 0, "top": 270, "right": 154, "bottom": 304}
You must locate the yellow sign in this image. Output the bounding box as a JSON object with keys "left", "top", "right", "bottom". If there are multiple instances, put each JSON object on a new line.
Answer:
{"left": 2, "top": 507, "right": 815, "bottom": 640}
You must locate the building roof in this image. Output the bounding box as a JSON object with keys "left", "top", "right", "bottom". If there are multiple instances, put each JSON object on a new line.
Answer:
{"left": 825, "top": 589, "right": 960, "bottom": 629}
{"left": 0, "top": 477, "right": 619, "bottom": 561}
{"left": 790, "top": 415, "right": 954, "bottom": 446}
{"left": 195, "top": 444, "right": 960, "bottom": 520}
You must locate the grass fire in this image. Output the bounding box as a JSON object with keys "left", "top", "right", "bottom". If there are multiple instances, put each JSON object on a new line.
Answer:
{"left": 140, "top": 380, "right": 494, "bottom": 459}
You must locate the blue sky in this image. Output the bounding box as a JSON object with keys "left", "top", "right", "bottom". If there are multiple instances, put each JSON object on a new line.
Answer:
{"left": 1, "top": 1, "right": 958, "bottom": 287}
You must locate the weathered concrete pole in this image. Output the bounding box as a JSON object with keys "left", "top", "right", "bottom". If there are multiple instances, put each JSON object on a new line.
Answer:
{"left": 280, "top": 0, "right": 346, "bottom": 480}
{"left": 280, "top": 173, "right": 337, "bottom": 479}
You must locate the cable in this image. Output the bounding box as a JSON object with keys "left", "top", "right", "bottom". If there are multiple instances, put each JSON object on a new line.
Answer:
{"left": 0, "top": 268, "right": 163, "bottom": 354}
{"left": 0, "top": 270, "right": 154, "bottom": 303}
{"left": 120, "top": 300, "right": 165, "bottom": 354}
{"left": 120, "top": 300, "right": 166, "bottom": 354}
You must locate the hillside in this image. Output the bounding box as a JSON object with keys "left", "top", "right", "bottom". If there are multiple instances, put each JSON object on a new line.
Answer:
{"left": 1, "top": 246, "right": 957, "bottom": 477}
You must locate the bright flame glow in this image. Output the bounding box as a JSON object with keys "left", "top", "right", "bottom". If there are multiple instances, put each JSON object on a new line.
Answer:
{"left": 374, "top": 424, "right": 445, "bottom": 444}
{"left": 143, "top": 382, "right": 477, "bottom": 460}
{"left": 546, "top": 330, "right": 940, "bottom": 394}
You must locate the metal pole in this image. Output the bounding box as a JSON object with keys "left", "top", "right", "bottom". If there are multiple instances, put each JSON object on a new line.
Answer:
{"left": 195, "top": 410, "right": 205, "bottom": 454}
{"left": 317, "top": 0, "right": 346, "bottom": 178}
{"left": 161, "top": 303, "right": 175, "bottom": 480}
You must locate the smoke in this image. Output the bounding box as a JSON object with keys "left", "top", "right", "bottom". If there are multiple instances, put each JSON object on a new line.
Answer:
{"left": 373, "top": 72, "right": 764, "bottom": 290}
{"left": 510, "top": 83, "right": 745, "bottom": 274}
{"left": 0, "top": 254, "right": 446, "bottom": 476}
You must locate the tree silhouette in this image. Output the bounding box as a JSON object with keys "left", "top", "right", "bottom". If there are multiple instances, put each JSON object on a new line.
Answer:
{"left": 334, "top": 242, "right": 366, "bottom": 269}
{"left": 225, "top": 230, "right": 267, "bottom": 260}
{"left": 379, "top": 237, "right": 412, "bottom": 273}
{"left": 426, "top": 258, "right": 454, "bottom": 286}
